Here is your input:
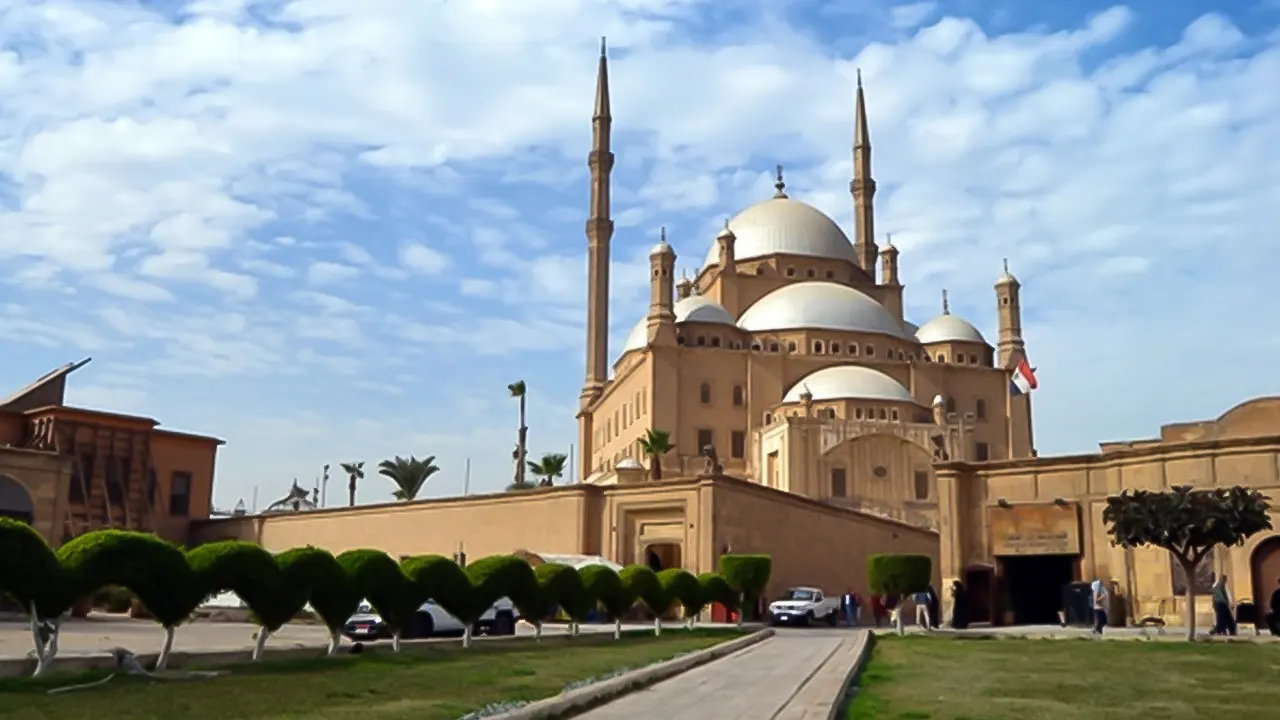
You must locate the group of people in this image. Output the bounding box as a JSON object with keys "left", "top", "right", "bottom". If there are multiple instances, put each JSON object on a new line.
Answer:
{"left": 1207, "top": 574, "right": 1280, "bottom": 636}
{"left": 837, "top": 585, "right": 946, "bottom": 629}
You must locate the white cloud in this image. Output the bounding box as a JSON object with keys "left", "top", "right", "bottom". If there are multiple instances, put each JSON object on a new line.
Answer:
{"left": 0, "top": 2, "right": 1275, "bottom": 511}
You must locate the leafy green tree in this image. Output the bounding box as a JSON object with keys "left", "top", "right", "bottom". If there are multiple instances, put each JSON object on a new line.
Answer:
{"left": 509, "top": 380, "right": 528, "bottom": 486}
{"left": 1103, "top": 485, "right": 1272, "bottom": 640}
{"left": 719, "top": 554, "right": 772, "bottom": 626}
{"left": 275, "top": 546, "right": 361, "bottom": 655}
{"left": 658, "top": 569, "right": 704, "bottom": 629}
{"left": 867, "top": 554, "right": 932, "bottom": 635}
{"left": 527, "top": 453, "right": 568, "bottom": 487}
{"left": 0, "top": 519, "right": 70, "bottom": 675}
{"left": 620, "top": 565, "right": 668, "bottom": 635}
{"left": 377, "top": 456, "right": 440, "bottom": 501}
{"left": 579, "top": 565, "right": 634, "bottom": 639}
{"left": 339, "top": 461, "right": 365, "bottom": 507}
{"left": 187, "top": 540, "right": 308, "bottom": 659}
{"left": 638, "top": 429, "right": 674, "bottom": 481}
{"left": 336, "top": 549, "right": 423, "bottom": 652}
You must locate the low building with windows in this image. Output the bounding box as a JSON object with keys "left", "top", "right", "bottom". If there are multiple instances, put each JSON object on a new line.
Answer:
{"left": 0, "top": 359, "right": 223, "bottom": 545}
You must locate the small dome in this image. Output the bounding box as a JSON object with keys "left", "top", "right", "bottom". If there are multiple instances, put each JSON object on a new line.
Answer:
{"left": 932, "top": 394, "right": 945, "bottom": 406}
{"left": 619, "top": 295, "right": 736, "bottom": 355}
{"left": 901, "top": 320, "right": 919, "bottom": 336}
{"left": 782, "top": 365, "right": 915, "bottom": 403}
{"left": 915, "top": 314, "right": 987, "bottom": 345}
{"left": 702, "top": 197, "right": 857, "bottom": 268}
{"left": 737, "top": 281, "right": 911, "bottom": 339}
{"left": 650, "top": 240, "right": 673, "bottom": 256}
{"left": 616, "top": 457, "right": 644, "bottom": 470}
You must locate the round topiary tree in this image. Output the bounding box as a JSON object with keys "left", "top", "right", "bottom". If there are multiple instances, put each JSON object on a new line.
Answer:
{"left": 58, "top": 530, "right": 204, "bottom": 670}
{"left": 336, "top": 549, "right": 421, "bottom": 652}
{"left": 696, "top": 571, "right": 737, "bottom": 618}
{"left": 274, "top": 546, "right": 361, "bottom": 655}
{"left": 529, "top": 563, "right": 590, "bottom": 639}
{"left": 718, "top": 554, "right": 772, "bottom": 626}
{"left": 459, "top": 555, "right": 535, "bottom": 648}
{"left": 187, "top": 540, "right": 307, "bottom": 659}
{"left": 400, "top": 553, "right": 470, "bottom": 641}
{"left": 620, "top": 564, "right": 668, "bottom": 636}
{"left": 578, "top": 564, "right": 633, "bottom": 639}
{"left": 0, "top": 519, "right": 70, "bottom": 675}
{"left": 867, "top": 553, "right": 932, "bottom": 635}
{"left": 657, "top": 569, "right": 704, "bottom": 629}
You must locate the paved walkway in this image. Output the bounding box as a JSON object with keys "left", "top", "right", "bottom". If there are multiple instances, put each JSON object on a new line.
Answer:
{"left": 578, "top": 629, "right": 863, "bottom": 719}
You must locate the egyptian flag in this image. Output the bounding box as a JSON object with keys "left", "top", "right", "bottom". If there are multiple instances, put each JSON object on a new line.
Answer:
{"left": 1010, "top": 357, "right": 1038, "bottom": 396}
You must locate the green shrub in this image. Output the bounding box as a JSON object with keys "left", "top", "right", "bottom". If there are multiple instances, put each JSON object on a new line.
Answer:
{"left": 533, "top": 563, "right": 590, "bottom": 623}
{"left": 719, "top": 554, "right": 772, "bottom": 610}
{"left": 619, "top": 564, "right": 667, "bottom": 617}
{"left": 657, "top": 569, "right": 704, "bottom": 619}
{"left": 866, "top": 553, "right": 932, "bottom": 599}
{"left": 57, "top": 530, "right": 202, "bottom": 628}
{"left": 696, "top": 572, "right": 737, "bottom": 611}
{"left": 0, "top": 519, "right": 68, "bottom": 619}
{"left": 463, "top": 555, "right": 535, "bottom": 624}
{"left": 578, "top": 565, "right": 632, "bottom": 619}
{"left": 274, "top": 546, "right": 360, "bottom": 634}
{"left": 400, "top": 553, "right": 468, "bottom": 625}
{"left": 335, "top": 549, "right": 420, "bottom": 635}
{"left": 186, "top": 540, "right": 304, "bottom": 632}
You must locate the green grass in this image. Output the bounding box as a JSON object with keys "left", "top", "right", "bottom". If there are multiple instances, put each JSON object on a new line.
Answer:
{"left": 846, "top": 635, "right": 1280, "bottom": 720}
{"left": 0, "top": 629, "right": 741, "bottom": 720}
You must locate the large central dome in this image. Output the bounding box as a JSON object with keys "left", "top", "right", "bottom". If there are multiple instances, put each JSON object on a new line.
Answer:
{"left": 737, "top": 282, "right": 913, "bottom": 339}
{"left": 703, "top": 197, "right": 858, "bottom": 268}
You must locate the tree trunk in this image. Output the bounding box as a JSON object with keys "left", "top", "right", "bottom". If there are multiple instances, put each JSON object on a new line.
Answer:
{"left": 652, "top": 456, "right": 662, "bottom": 481}
{"left": 462, "top": 626, "right": 473, "bottom": 648}
{"left": 736, "top": 593, "right": 744, "bottom": 628}
{"left": 570, "top": 621, "right": 579, "bottom": 637}
{"left": 534, "top": 621, "right": 543, "bottom": 641}
{"left": 391, "top": 630, "right": 401, "bottom": 652}
{"left": 893, "top": 606, "right": 905, "bottom": 636}
{"left": 348, "top": 477, "right": 356, "bottom": 507}
{"left": 28, "top": 605, "right": 51, "bottom": 677}
{"left": 252, "top": 627, "right": 269, "bottom": 660}
{"left": 613, "top": 618, "right": 622, "bottom": 639}
{"left": 653, "top": 615, "right": 662, "bottom": 636}
{"left": 515, "top": 396, "right": 528, "bottom": 486}
{"left": 1179, "top": 556, "right": 1199, "bottom": 642}
{"left": 326, "top": 629, "right": 340, "bottom": 655}
{"left": 156, "top": 625, "right": 176, "bottom": 670}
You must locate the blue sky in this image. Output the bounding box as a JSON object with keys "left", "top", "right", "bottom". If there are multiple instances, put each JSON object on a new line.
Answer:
{"left": 1, "top": 0, "right": 1278, "bottom": 510}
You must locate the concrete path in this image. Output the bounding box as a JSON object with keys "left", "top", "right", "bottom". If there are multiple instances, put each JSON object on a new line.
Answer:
{"left": 578, "top": 629, "right": 864, "bottom": 720}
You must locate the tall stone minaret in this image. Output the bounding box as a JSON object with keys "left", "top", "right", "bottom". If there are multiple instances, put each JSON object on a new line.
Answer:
{"left": 995, "top": 259, "right": 1025, "bottom": 368}
{"left": 577, "top": 38, "right": 614, "bottom": 480}
{"left": 851, "top": 70, "right": 879, "bottom": 276}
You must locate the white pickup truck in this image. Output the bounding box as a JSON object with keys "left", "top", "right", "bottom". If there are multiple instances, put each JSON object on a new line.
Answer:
{"left": 343, "top": 598, "right": 518, "bottom": 641}
{"left": 767, "top": 587, "right": 840, "bottom": 627}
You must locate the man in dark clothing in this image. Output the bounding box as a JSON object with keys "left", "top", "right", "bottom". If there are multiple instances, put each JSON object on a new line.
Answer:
{"left": 1267, "top": 577, "right": 1280, "bottom": 636}
{"left": 1210, "top": 574, "right": 1237, "bottom": 636}
{"left": 841, "top": 589, "right": 855, "bottom": 626}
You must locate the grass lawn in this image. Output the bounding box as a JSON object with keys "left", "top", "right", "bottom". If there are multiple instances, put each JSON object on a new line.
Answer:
{"left": 847, "top": 635, "right": 1280, "bottom": 720}
{"left": 0, "top": 629, "right": 741, "bottom": 720}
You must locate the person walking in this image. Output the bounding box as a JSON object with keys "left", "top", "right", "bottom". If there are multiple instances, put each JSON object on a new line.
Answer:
{"left": 1266, "top": 577, "right": 1280, "bottom": 636}
{"left": 948, "top": 580, "right": 969, "bottom": 629}
{"left": 1211, "top": 574, "right": 1237, "bottom": 636}
{"left": 841, "top": 589, "right": 855, "bottom": 626}
{"left": 913, "top": 589, "right": 932, "bottom": 629}
{"left": 1091, "top": 579, "right": 1108, "bottom": 635}
{"left": 851, "top": 588, "right": 863, "bottom": 626}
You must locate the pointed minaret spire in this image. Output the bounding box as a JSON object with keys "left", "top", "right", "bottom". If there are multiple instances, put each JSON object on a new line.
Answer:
{"left": 593, "top": 37, "right": 610, "bottom": 120}
{"left": 774, "top": 164, "right": 787, "bottom": 198}
{"left": 942, "top": 288, "right": 950, "bottom": 315}
{"left": 582, "top": 37, "right": 614, "bottom": 399}
{"left": 851, "top": 68, "right": 878, "bottom": 275}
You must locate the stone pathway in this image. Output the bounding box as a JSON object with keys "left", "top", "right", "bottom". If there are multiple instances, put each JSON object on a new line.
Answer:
{"left": 577, "top": 630, "right": 865, "bottom": 720}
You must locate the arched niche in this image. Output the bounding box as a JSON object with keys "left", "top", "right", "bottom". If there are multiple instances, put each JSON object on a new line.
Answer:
{"left": 0, "top": 474, "right": 34, "bottom": 524}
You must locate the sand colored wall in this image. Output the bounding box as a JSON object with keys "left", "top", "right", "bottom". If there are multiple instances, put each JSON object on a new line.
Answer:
{"left": 0, "top": 447, "right": 71, "bottom": 544}
{"left": 149, "top": 430, "right": 221, "bottom": 542}
{"left": 937, "top": 397, "right": 1280, "bottom": 626}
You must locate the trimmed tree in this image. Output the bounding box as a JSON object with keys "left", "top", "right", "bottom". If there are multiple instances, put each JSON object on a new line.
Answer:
{"left": 658, "top": 569, "right": 704, "bottom": 629}
{"left": 719, "top": 554, "right": 772, "bottom": 626}
{"left": 1103, "top": 485, "right": 1273, "bottom": 641}
{"left": 579, "top": 564, "right": 634, "bottom": 639}
{"left": 58, "top": 530, "right": 204, "bottom": 670}
{"left": 530, "top": 563, "right": 590, "bottom": 639}
{"left": 336, "top": 550, "right": 422, "bottom": 652}
{"left": 696, "top": 572, "right": 738, "bottom": 622}
{"left": 461, "top": 555, "right": 536, "bottom": 648}
{"left": 620, "top": 565, "right": 668, "bottom": 636}
{"left": 0, "top": 519, "right": 70, "bottom": 675}
{"left": 187, "top": 540, "right": 308, "bottom": 660}
{"left": 400, "top": 553, "right": 471, "bottom": 641}
{"left": 275, "top": 546, "right": 361, "bottom": 655}
{"left": 867, "top": 553, "right": 932, "bottom": 635}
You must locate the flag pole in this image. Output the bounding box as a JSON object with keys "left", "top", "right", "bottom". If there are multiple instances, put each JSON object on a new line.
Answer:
{"left": 568, "top": 444, "right": 575, "bottom": 483}
{"left": 464, "top": 457, "right": 471, "bottom": 495}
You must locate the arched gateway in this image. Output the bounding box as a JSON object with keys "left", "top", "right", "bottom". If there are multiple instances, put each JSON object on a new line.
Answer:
{"left": 0, "top": 474, "right": 34, "bottom": 524}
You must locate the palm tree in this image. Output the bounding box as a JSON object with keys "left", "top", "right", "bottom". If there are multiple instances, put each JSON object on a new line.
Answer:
{"left": 638, "top": 429, "right": 674, "bottom": 481}
{"left": 527, "top": 453, "right": 568, "bottom": 487}
{"left": 377, "top": 456, "right": 440, "bottom": 501}
{"left": 340, "top": 462, "right": 365, "bottom": 507}
{"left": 509, "top": 380, "right": 528, "bottom": 487}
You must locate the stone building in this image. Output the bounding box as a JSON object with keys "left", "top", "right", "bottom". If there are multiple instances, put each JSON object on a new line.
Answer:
{"left": 575, "top": 49, "right": 1034, "bottom": 531}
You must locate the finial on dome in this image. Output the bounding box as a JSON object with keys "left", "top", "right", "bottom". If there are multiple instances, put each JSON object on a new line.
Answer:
{"left": 942, "top": 288, "right": 950, "bottom": 315}
{"left": 774, "top": 164, "right": 787, "bottom": 198}
{"left": 1003, "top": 257, "right": 1009, "bottom": 273}
{"left": 799, "top": 384, "right": 813, "bottom": 403}
{"left": 600, "top": 36, "right": 607, "bottom": 57}
{"left": 660, "top": 226, "right": 666, "bottom": 243}
{"left": 856, "top": 68, "right": 862, "bottom": 89}
{"left": 717, "top": 218, "right": 734, "bottom": 240}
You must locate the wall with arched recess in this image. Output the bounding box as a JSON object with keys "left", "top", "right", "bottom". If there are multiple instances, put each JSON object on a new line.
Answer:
{"left": 0, "top": 474, "right": 34, "bottom": 521}
{"left": 0, "top": 447, "right": 72, "bottom": 544}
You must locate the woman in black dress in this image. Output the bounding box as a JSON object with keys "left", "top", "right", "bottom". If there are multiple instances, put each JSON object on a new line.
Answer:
{"left": 949, "top": 580, "right": 969, "bottom": 629}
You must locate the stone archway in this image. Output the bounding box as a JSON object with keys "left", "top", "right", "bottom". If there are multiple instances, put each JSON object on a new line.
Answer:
{"left": 643, "top": 542, "right": 682, "bottom": 572}
{"left": 0, "top": 474, "right": 34, "bottom": 524}
{"left": 1250, "top": 535, "right": 1280, "bottom": 613}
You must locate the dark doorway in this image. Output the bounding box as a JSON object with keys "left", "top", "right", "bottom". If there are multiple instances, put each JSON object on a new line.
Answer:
{"left": 1001, "top": 555, "right": 1076, "bottom": 625}
{"left": 963, "top": 565, "right": 995, "bottom": 625}
{"left": 0, "top": 475, "right": 34, "bottom": 525}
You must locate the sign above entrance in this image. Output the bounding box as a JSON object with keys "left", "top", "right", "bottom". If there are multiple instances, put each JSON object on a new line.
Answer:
{"left": 990, "top": 502, "right": 1081, "bottom": 556}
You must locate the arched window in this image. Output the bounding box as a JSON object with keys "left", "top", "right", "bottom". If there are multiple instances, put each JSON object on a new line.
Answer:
{"left": 968, "top": 354, "right": 978, "bottom": 364}
{"left": 786, "top": 267, "right": 796, "bottom": 277}
{"left": 878, "top": 408, "right": 887, "bottom": 420}
{"left": 756, "top": 266, "right": 765, "bottom": 275}
{"left": 699, "top": 383, "right": 712, "bottom": 404}
{"left": 732, "top": 385, "right": 744, "bottom": 406}
{"left": 826, "top": 408, "right": 837, "bottom": 419}
{"left": 976, "top": 399, "right": 987, "bottom": 420}
{"left": 806, "top": 268, "right": 816, "bottom": 278}
{"left": 677, "top": 335, "right": 686, "bottom": 345}
{"left": 695, "top": 336, "right": 706, "bottom": 346}
{"left": 786, "top": 341, "right": 797, "bottom": 353}
{"left": 855, "top": 408, "right": 863, "bottom": 419}
{"left": 864, "top": 345, "right": 875, "bottom": 357}
{"left": 769, "top": 342, "right": 780, "bottom": 352}
{"left": 764, "top": 412, "right": 773, "bottom": 424}
{"left": 751, "top": 342, "right": 762, "bottom": 351}
{"left": 825, "top": 270, "right": 835, "bottom": 279}
{"left": 937, "top": 353, "right": 947, "bottom": 362}
{"left": 710, "top": 336, "right": 721, "bottom": 347}
{"left": 813, "top": 340, "right": 824, "bottom": 354}
{"left": 945, "top": 397, "right": 956, "bottom": 414}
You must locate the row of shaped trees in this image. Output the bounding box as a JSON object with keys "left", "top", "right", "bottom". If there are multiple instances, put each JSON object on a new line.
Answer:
{"left": 0, "top": 518, "right": 772, "bottom": 676}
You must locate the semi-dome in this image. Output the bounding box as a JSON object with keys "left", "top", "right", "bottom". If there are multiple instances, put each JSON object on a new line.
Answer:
{"left": 737, "top": 282, "right": 912, "bottom": 339}
{"left": 619, "top": 295, "right": 736, "bottom": 355}
{"left": 702, "top": 197, "right": 858, "bottom": 268}
{"left": 915, "top": 314, "right": 987, "bottom": 345}
{"left": 616, "top": 457, "right": 644, "bottom": 470}
{"left": 783, "top": 365, "right": 916, "bottom": 403}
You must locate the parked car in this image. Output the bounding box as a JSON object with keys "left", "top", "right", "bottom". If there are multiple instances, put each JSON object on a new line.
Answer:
{"left": 343, "top": 598, "right": 519, "bottom": 641}
{"left": 767, "top": 587, "right": 839, "bottom": 627}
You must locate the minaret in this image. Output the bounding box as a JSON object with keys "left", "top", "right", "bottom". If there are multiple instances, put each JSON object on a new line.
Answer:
{"left": 851, "top": 70, "right": 879, "bottom": 275}
{"left": 995, "top": 258, "right": 1025, "bottom": 367}
{"left": 879, "top": 233, "right": 899, "bottom": 285}
{"left": 647, "top": 228, "right": 677, "bottom": 346}
{"left": 577, "top": 38, "right": 613, "bottom": 480}
{"left": 581, "top": 37, "right": 613, "bottom": 401}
